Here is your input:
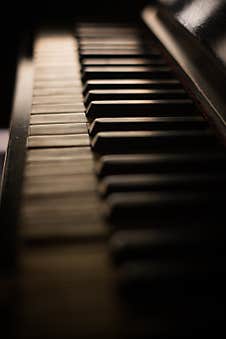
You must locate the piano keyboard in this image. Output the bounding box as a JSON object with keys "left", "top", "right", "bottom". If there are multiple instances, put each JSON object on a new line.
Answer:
{"left": 10, "top": 22, "right": 226, "bottom": 337}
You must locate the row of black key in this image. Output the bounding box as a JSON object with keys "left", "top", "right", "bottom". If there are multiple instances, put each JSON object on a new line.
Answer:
{"left": 76, "top": 22, "right": 226, "bottom": 333}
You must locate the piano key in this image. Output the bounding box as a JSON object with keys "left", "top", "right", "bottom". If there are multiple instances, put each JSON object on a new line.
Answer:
{"left": 35, "top": 66, "right": 78, "bottom": 72}
{"left": 79, "top": 44, "right": 158, "bottom": 55}
{"left": 110, "top": 229, "right": 224, "bottom": 264}
{"left": 35, "top": 36, "right": 75, "bottom": 41}
{"left": 34, "top": 58, "right": 78, "bottom": 63}
{"left": 84, "top": 89, "right": 187, "bottom": 106}
{"left": 34, "top": 51, "right": 77, "bottom": 58}
{"left": 29, "top": 123, "right": 87, "bottom": 135}
{"left": 34, "top": 74, "right": 80, "bottom": 81}
{"left": 34, "top": 61, "right": 78, "bottom": 69}
{"left": 27, "top": 134, "right": 90, "bottom": 148}
{"left": 34, "top": 50, "right": 76, "bottom": 56}
{"left": 77, "top": 22, "right": 133, "bottom": 27}
{"left": 79, "top": 46, "right": 149, "bottom": 52}
{"left": 34, "top": 80, "right": 82, "bottom": 89}
{"left": 80, "top": 50, "right": 161, "bottom": 58}
{"left": 77, "top": 31, "right": 142, "bottom": 37}
{"left": 35, "top": 71, "right": 80, "bottom": 79}
{"left": 106, "top": 191, "right": 223, "bottom": 220}
{"left": 35, "top": 58, "right": 79, "bottom": 64}
{"left": 26, "top": 147, "right": 92, "bottom": 162}
{"left": 34, "top": 52, "right": 76, "bottom": 59}
{"left": 79, "top": 41, "right": 145, "bottom": 47}
{"left": 79, "top": 44, "right": 156, "bottom": 52}
{"left": 118, "top": 260, "right": 222, "bottom": 297}
{"left": 23, "top": 174, "right": 96, "bottom": 196}
{"left": 89, "top": 116, "right": 207, "bottom": 136}
{"left": 91, "top": 130, "right": 215, "bottom": 154}
{"left": 25, "top": 158, "right": 94, "bottom": 176}
{"left": 33, "top": 88, "right": 82, "bottom": 96}
{"left": 77, "top": 33, "right": 143, "bottom": 39}
{"left": 96, "top": 153, "right": 226, "bottom": 176}
{"left": 30, "top": 113, "right": 86, "bottom": 124}
{"left": 77, "top": 22, "right": 139, "bottom": 28}
{"left": 31, "top": 103, "right": 85, "bottom": 114}
{"left": 78, "top": 21, "right": 135, "bottom": 25}
{"left": 80, "top": 53, "right": 162, "bottom": 64}
{"left": 81, "top": 58, "right": 166, "bottom": 67}
{"left": 86, "top": 99, "right": 195, "bottom": 119}
{"left": 35, "top": 44, "right": 76, "bottom": 49}
{"left": 22, "top": 189, "right": 100, "bottom": 211}
{"left": 21, "top": 214, "right": 106, "bottom": 241}
{"left": 83, "top": 79, "right": 181, "bottom": 95}
{"left": 34, "top": 53, "right": 77, "bottom": 59}
{"left": 34, "top": 58, "right": 77, "bottom": 65}
{"left": 99, "top": 173, "right": 226, "bottom": 196}
{"left": 35, "top": 53, "right": 76, "bottom": 59}
{"left": 82, "top": 66, "right": 173, "bottom": 81}
{"left": 34, "top": 71, "right": 80, "bottom": 78}
{"left": 34, "top": 58, "right": 78, "bottom": 64}
{"left": 77, "top": 33, "right": 148, "bottom": 39}
{"left": 32, "top": 95, "right": 83, "bottom": 105}
{"left": 35, "top": 39, "right": 75, "bottom": 45}
{"left": 34, "top": 72, "right": 81, "bottom": 79}
{"left": 35, "top": 38, "right": 75, "bottom": 45}
{"left": 77, "top": 27, "right": 141, "bottom": 33}
{"left": 21, "top": 213, "right": 104, "bottom": 236}
{"left": 79, "top": 41, "right": 145, "bottom": 48}
{"left": 78, "top": 38, "right": 143, "bottom": 44}
{"left": 21, "top": 195, "right": 103, "bottom": 228}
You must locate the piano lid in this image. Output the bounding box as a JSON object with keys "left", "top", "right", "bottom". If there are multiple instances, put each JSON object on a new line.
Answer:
{"left": 143, "top": 0, "right": 226, "bottom": 144}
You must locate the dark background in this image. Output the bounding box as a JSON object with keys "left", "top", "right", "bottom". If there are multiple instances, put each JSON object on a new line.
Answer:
{"left": 0, "top": 0, "right": 150, "bottom": 128}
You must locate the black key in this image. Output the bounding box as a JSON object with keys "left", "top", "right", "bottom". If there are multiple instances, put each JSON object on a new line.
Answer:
{"left": 82, "top": 66, "right": 173, "bottom": 81}
{"left": 79, "top": 42, "right": 145, "bottom": 47}
{"left": 118, "top": 259, "right": 223, "bottom": 298}
{"left": 89, "top": 116, "right": 207, "bottom": 137}
{"left": 99, "top": 173, "right": 226, "bottom": 196}
{"left": 91, "top": 130, "right": 215, "bottom": 154}
{"left": 81, "top": 58, "right": 166, "bottom": 67}
{"left": 77, "top": 35, "right": 143, "bottom": 44}
{"left": 84, "top": 89, "right": 187, "bottom": 106}
{"left": 77, "top": 23, "right": 139, "bottom": 29}
{"left": 86, "top": 99, "right": 195, "bottom": 119}
{"left": 80, "top": 50, "right": 161, "bottom": 58}
{"left": 79, "top": 46, "right": 148, "bottom": 52}
{"left": 83, "top": 79, "right": 181, "bottom": 96}
{"left": 77, "top": 32, "right": 143, "bottom": 39}
{"left": 77, "top": 23, "right": 140, "bottom": 29}
{"left": 106, "top": 191, "right": 223, "bottom": 220}
{"left": 78, "top": 37, "right": 154, "bottom": 44}
{"left": 79, "top": 42, "right": 146, "bottom": 48}
{"left": 77, "top": 26, "right": 141, "bottom": 32}
{"left": 77, "top": 29, "right": 141, "bottom": 36}
{"left": 110, "top": 229, "right": 225, "bottom": 264}
{"left": 96, "top": 153, "right": 226, "bottom": 176}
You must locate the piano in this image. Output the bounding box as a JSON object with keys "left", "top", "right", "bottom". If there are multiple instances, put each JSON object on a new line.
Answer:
{"left": 1, "top": 0, "right": 226, "bottom": 337}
